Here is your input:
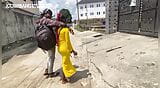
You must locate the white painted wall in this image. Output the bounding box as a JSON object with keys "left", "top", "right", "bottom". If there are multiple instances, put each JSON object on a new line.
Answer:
{"left": 79, "top": 2, "right": 106, "bottom": 20}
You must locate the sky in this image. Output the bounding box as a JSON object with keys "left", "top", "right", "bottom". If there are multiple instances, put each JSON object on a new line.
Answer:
{"left": 39, "top": 0, "right": 81, "bottom": 20}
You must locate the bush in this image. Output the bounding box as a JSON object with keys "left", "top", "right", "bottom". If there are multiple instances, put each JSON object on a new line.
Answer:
{"left": 74, "top": 24, "right": 85, "bottom": 32}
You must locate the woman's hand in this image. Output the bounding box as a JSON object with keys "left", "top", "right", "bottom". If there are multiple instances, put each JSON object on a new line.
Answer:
{"left": 69, "top": 28, "right": 74, "bottom": 35}
{"left": 72, "top": 50, "right": 78, "bottom": 56}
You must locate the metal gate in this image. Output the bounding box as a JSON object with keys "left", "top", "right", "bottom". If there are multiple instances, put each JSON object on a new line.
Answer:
{"left": 118, "top": 0, "right": 159, "bottom": 37}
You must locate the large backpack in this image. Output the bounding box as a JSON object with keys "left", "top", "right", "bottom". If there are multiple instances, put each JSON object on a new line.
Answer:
{"left": 35, "top": 25, "right": 56, "bottom": 50}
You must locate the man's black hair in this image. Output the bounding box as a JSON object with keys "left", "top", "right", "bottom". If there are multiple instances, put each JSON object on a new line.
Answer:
{"left": 40, "top": 9, "right": 52, "bottom": 18}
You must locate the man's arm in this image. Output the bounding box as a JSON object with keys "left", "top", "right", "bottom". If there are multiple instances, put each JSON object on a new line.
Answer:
{"left": 47, "top": 19, "right": 65, "bottom": 27}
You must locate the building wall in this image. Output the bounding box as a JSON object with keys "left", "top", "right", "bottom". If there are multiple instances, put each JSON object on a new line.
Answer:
{"left": 0, "top": 0, "right": 2, "bottom": 64}
{"left": 1, "top": 8, "right": 36, "bottom": 46}
{"left": 105, "top": 0, "right": 119, "bottom": 33}
{"left": 158, "top": 0, "right": 160, "bottom": 53}
{"left": 79, "top": 2, "right": 106, "bottom": 20}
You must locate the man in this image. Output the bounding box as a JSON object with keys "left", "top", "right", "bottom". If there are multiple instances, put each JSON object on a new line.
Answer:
{"left": 36, "top": 9, "right": 65, "bottom": 78}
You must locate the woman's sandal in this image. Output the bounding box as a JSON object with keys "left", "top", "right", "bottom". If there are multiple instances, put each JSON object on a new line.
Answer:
{"left": 62, "top": 79, "right": 69, "bottom": 84}
{"left": 60, "top": 78, "right": 70, "bottom": 84}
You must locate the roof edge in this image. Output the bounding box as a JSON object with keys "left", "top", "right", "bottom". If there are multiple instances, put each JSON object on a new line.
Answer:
{"left": 78, "top": 0, "right": 105, "bottom": 4}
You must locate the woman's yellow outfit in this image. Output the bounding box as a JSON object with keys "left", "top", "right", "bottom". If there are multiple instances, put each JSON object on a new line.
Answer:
{"left": 57, "top": 27, "right": 76, "bottom": 78}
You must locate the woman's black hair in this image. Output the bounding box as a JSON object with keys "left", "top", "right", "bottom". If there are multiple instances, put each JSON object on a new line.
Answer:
{"left": 59, "top": 9, "right": 72, "bottom": 23}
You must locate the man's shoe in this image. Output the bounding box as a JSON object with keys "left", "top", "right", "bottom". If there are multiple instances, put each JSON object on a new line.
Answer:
{"left": 46, "top": 72, "right": 60, "bottom": 78}
{"left": 44, "top": 69, "right": 48, "bottom": 75}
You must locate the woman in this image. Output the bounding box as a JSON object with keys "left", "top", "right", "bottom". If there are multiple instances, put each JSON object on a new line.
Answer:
{"left": 57, "top": 9, "right": 77, "bottom": 84}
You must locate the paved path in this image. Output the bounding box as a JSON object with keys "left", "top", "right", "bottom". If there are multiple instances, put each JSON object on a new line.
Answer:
{"left": 2, "top": 30, "right": 160, "bottom": 88}
{"left": 2, "top": 30, "right": 91, "bottom": 88}
{"left": 85, "top": 32, "right": 160, "bottom": 88}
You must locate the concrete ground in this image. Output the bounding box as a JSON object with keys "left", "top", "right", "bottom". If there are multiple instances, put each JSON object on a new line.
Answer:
{"left": 2, "top": 30, "right": 160, "bottom": 88}
{"left": 83, "top": 32, "right": 159, "bottom": 88}
{"left": 2, "top": 30, "right": 91, "bottom": 88}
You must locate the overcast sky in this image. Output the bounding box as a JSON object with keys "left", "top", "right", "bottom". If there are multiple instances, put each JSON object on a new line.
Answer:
{"left": 39, "top": 0, "right": 81, "bottom": 20}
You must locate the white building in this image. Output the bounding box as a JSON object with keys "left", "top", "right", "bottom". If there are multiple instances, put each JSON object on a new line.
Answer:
{"left": 78, "top": 0, "right": 106, "bottom": 20}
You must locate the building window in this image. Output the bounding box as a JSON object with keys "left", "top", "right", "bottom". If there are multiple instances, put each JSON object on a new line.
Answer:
{"left": 97, "top": 4, "right": 100, "bottom": 7}
{"left": 90, "top": 12, "right": 94, "bottom": 15}
{"left": 90, "top": 5, "right": 94, "bottom": 8}
{"left": 32, "top": 0, "right": 38, "bottom": 4}
{"left": 97, "top": 12, "right": 100, "bottom": 15}
{"left": 85, "top": 13, "right": 88, "bottom": 16}
{"left": 81, "top": 14, "right": 83, "bottom": 17}
{"left": 85, "top": 5, "right": 87, "bottom": 8}
{"left": 115, "top": 9, "right": 118, "bottom": 11}
{"left": 103, "top": 11, "right": 105, "bottom": 14}
{"left": 80, "top": 6, "right": 83, "bottom": 9}
{"left": 104, "top": 4, "right": 105, "bottom": 6}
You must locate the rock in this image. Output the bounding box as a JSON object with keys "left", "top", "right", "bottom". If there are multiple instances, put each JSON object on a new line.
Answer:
{"left": 153, "top": 83, "right": 159, "bottom": 86}
{"left": 146, "top": 62, "right": 156, "bottom": 67}
{"left": 140, "top": 52, "right": 146, "bottom": 55}
{"left": 81, "top": 82, "right": 88, "bottom": 87}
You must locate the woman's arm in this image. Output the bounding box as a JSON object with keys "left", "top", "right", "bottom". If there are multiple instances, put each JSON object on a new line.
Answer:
{"left": 65, "top": 28, "right": 73, "bottom": 52}
{"left": 65, "top": 28, "right": 78, "bottom": 55}
{"left": 69, "top": 28, "right": 74, "bottom": 35}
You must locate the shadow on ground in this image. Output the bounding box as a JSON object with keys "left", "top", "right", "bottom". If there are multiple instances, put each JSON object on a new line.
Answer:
{"left": 2, "top": 41, "right": 37, "bottom": 64}
{"left": 70, "top": 69, "right": 89, "bottom": 83}
{"left": 54, "top": 66, "right": 89, "bottom": 83}
{"left": 17, "top": 42, "right": 37, "bottom": 55}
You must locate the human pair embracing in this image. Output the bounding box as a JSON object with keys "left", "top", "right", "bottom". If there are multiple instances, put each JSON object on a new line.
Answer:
{"left": 35, "top": 8, "right": 77, "bottom": 84}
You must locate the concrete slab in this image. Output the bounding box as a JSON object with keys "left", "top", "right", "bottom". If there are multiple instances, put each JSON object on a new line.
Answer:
{"left": 83, "top": 32, "right": 159, "bottom": 88}
{"left": 2, "top": 30, "right": 159, "bottom": 88}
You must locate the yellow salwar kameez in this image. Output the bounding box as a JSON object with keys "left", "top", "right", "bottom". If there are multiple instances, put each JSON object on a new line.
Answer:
{"left": 57, "top": 27, "right": 76, "bottom": 78}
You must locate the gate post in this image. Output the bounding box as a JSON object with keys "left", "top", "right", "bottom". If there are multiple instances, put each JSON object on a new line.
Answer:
{"left": 157, "top": 0, "right": 160, "bottom": 52}
{"left": 105, "top": 0, "right": 119, "bottom": 34}
{"left": 0, "top": 0, "right": 2, "bottom": 84}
